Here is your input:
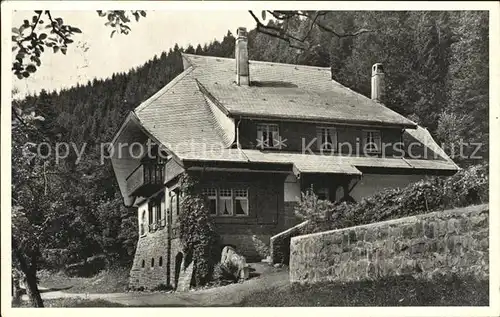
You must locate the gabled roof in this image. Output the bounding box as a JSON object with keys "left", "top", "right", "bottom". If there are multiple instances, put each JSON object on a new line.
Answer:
{"left": 183, "top": 54, "right": 417, "bottom": 128}
{"left": 133, "top": 64, "right": 231, "bottom": 158}
{"left": 113, "top": 53, "right": 457, "bottom": 176}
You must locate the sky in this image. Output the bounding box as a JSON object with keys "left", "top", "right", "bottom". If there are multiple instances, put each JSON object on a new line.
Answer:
{"left": 11, "top": 10, "right": 256, "bottom": 97}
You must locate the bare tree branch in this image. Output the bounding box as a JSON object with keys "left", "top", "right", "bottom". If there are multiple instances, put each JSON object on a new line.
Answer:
{"left": 249, "top": 10, "right": 373, "bottom": 51}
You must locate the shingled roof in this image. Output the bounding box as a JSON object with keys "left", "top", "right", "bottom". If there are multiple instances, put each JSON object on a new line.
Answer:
{"left": 183, "top": 54, "right": 417, "bottom": 128}
{"left": 126, "top": 53, "right": 457, "bottom": 174}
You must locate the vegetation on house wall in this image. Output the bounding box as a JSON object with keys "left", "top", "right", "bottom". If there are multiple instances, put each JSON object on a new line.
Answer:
{"left": 178, "top": 174, "right": 220, "bottom": 286}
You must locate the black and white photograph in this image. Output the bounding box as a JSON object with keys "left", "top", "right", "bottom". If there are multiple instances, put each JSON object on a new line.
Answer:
{"left": 1, "top": 1, "right": 499, "bottom": 315}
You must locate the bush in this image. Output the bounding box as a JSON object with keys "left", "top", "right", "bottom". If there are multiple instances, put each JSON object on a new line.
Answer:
{"left": 211, "top": 262, "right": 238, "bottom": 285}
{"left": 297, "top": 164, "right": 488, "bottom": 234}
{"left": 178, "top": 174, "right": 220, "bottom": 287}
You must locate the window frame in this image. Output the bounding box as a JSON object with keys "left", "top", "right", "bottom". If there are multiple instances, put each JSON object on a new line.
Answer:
{"left": 233, "top": 188, "right": 249, "bottom": 216}
{"left": 316, "top": 126, "right": 338, "bottom": 152}
{"left": 148, "top": 193, "right": 164, "bottom": 231}
{"left": 362, "top": 129, "right": 382, "bottom": 154}
{"left": 202, "top": 187, "right": 250, "bottom": 217}
{"left": 218, "top": 188, "right": 234, "bottom": 216}
{"left": 140, "top": 210, "right": 146, "bottom": 236}
{"left": 257, "top": 123, "right": 281, "bottom": 149}
{"left": 202, "top": 188, "right": 218, "bottom": 216}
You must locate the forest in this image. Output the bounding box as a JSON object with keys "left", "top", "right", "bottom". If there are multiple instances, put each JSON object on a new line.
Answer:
{"left": 12, "top": 11, "right": 488, "bottom": 276}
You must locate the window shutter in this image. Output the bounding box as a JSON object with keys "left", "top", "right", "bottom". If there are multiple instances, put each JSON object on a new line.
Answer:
{"left": 362, "top": 131, "right": 368, "bottom": 148}
{"left": 373, "top": 132, "right": 381, "bottom": 145}
{"left": 330, "top": 128, "right": 337, "bottom": 151}
{"left": 272, "top": 131, "right": 280, "bottom": 148}
{"left": 317, "top": 128, "right": 323, "bottom": 150}
{"left": 256, "top": 130, "right": 263, "bottom": 148}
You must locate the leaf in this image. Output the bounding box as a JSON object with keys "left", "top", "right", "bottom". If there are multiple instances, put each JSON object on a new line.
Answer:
{"left": 53, "top": 46, "right": 59, "bottom": 53}
{"left": 39, "top": 20, "right": 44, "bottom": 24}
{"left": 140, "top": 10, "right": 146, "bottom": 17}
{"left": 22, "top": 71, "right": 30, "bottom": 78}
{"left": 26, "top": 64, "right": 37, "bottom": 73}
{"left": 12, "top": 27, "right": 20, "bottom": 34}
{"left": 12, "top": 45, "right": 18, "bottom": 52}
{"left": 71, "top": 27, "right": 82, "bottom": 33}
{"left": 16, "top": 73, "right": 23, "bottom": 80}
{"left": 39, "top": 33, "right": 47, "bottom": 40}
{"left": 133, "top": 12, "right": 139, "bottom": 22}
{"left": 261, "top": 10, "right": 266, "bottom": 20}
{"left": 61, "top": 47, "right": 67, "bottom": 55}
{"left": 32, "top": 15, "right": 38, "bottom": 23}
{"left": 23, "top": 20, "right": 30, "bottom": 27}
{"left": 110, "top": 30, "right": 116, "bottom": 38}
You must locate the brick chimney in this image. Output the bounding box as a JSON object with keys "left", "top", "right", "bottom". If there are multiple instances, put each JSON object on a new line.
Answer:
{"left": 371, "top": 63, "right": 384, "bottom": 102}
{"left": 235, "top": 27, "right": 249, "bottom": 86}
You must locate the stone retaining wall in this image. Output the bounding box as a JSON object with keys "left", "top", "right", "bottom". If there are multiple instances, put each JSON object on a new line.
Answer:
{"left": 270, "top": 221, "right": 309, "bottom": 264}
{"left": 290, "top": 204, "right": 489, "bottom": 284}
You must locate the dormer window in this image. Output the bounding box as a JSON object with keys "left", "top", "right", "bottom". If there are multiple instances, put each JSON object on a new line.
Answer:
{"left": 317, "top": 127, "right": 337, "bottom": 152}
{"left": 362, "top": 130, "right": 381, "bottom": 154}
{"left": 257, "top": 123, "right": 281, "bottom": 149}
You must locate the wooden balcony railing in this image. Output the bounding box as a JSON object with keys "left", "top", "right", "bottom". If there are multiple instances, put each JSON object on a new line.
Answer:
{"left": 126, "top": 163, "right": 164, "bottom": 197}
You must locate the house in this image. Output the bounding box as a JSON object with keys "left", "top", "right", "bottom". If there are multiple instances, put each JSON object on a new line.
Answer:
{"left": 110, "top": 27, "right": 459, "bottom": 289}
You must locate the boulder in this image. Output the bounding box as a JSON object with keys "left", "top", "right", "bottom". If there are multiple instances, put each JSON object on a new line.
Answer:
{"left": 220, "top": 246, "right": 249, "bottom": 281}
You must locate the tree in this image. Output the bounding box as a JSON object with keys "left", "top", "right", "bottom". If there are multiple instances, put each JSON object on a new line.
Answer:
{"left": 12, "top": 10, "right": 147, "bottom": 78}
{"left": 248, "top": 10, "right": 372, "bottom": 51}
{"left": 443, "top": 11, "right": 489, "bottom": 163}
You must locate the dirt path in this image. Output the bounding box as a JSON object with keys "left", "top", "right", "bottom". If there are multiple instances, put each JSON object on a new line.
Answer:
{"left": 23, "top": 264, "right": 289, "bottom": 306}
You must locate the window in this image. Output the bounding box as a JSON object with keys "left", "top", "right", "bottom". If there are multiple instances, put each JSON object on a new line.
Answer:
{"left": 234, "top": 189, "right": 249, "bottom": 215}
{"left": 151, "top": 258, "right": 154, "bottom": 268}
{"left": 257, "top": 123, "right": 281, "bottom": 149}
{"left": 159, "top": 256, "right": 163, "bottom": 267}
{"left": 148, "top": 203, "right": 154, "bottom": 231}
{"left": 148, "top": 193, "right": 164, "bottom": 231}
{"left": 140, "top": 211, "right": 146, "bottom": 236}
{"left": 317, "top": 127, "right": 337, "bottom": 152}
{"left": 175, "top": 191, "right": 180, "bottom": 215}
{"left": 219, "top": 189, "right": 233, "bottom": 216}
{"left": 362, "top": 130, "right": 381, "bottom": 154}
{"left": 202, "top": 188, "right": 249, "bottom": 216}
{"left": 171, "top": 191, "right": 179, "bottom": 216}
{"left": 141, "top": 260, "right": 145, "bottom": 268}
{"left": 202, "top": 188, "right": 218, "bottom": 215}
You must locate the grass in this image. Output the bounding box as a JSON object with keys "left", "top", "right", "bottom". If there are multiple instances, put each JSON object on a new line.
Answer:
{"left": 37, "top": 267, "right": 130, "bottom": 294}
{"left": 237, "top": 274, "right": 489, "bottom": 307}
{"left": 14, "top": 298, "right": 126, "bottom": 307}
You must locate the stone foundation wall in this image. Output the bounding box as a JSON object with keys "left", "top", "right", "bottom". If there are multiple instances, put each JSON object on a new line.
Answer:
{"left": 129, "top": 228, "right": 170, "bottom": 290}
{"left": 290, "top": 204, "right": 489, "bottom": 284}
